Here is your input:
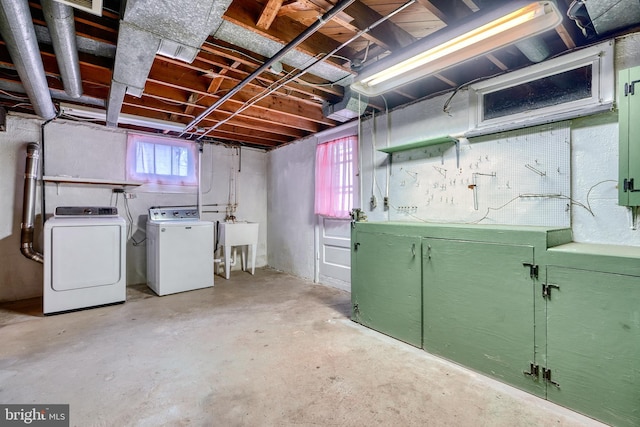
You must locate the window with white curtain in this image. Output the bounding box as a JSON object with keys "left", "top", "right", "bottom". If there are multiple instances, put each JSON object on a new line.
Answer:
{"left": 314, "top": 135, "right": 358, "bottom": 218}
{"left": 126, "top": 134, "right": 198, "bottom": 186}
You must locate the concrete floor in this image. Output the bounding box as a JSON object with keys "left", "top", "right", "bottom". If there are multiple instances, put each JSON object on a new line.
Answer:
{"left": 0, "top": 268, "right": 606, "bottom": 427}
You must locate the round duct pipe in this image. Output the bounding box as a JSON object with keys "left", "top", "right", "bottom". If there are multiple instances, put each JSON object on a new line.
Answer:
{"left": 0, "top": 0, "right": 56, "bottom": 120}
{"left": 21, "top": 143, "right": 44, "bottom": 264}
{"left": 42, "top": 0, "right": 83, "bottom": 99}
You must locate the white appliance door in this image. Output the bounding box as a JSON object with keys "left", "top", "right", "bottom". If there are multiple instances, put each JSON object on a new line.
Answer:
{"left": 158, "top": 223, "right": 213, "bottom": 294}
{"left": 51, "top": 225, "right": 123, "bottom": 291}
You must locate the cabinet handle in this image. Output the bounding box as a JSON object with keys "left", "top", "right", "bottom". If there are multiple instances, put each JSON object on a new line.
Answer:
{"left": 411, "top": 243, "right": 416, "bottom": 257}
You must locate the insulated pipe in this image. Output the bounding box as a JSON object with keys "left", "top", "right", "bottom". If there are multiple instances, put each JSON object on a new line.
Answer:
{"left": 180, "top": 0, "right": 357, "bottom": 136}
{"left": 41, "top": 0, "right": 83, "bottom": 98}
{"left": 0, "top": 0, "right": 56, "bottom": 120}
{"left": 21, "top": 143, "right": 44, "bottom": 264}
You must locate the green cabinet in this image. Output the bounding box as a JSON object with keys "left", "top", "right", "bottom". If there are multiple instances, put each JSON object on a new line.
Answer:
{"left": 351, "top": 230, "right": 422, "bottom": 347}
{"left": 422, "top": 239, "right": 543, "bottom": 396}
{"left": 542, "top": 242, "right": 640, "bottom": 427}
{"left": 350, "top": 223, "right": 640, "bottom": 425}
{"left": 618, "top": 66, "right": 640, "bottom": 206}
{"left": 543, "top": 267, "right": 640, "bottom": 427}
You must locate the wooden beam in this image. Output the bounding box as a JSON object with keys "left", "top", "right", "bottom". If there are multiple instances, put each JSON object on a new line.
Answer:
{"left": 206, "top": 61, "right": 241, "bottom": 94}
{"left": 257, "top": 0, "right": 284, "bottom": 30}
{"left": 343, "top": 1, "right": 415, "bottom": 50}
{"left": 415, "top": 0, "right": 474, "bottom": 24}
{"left": 486, "top": 53, "right": 508, "bottom": 71}
{"left": 223, "top": 0, "right": 355, "bottom": 71}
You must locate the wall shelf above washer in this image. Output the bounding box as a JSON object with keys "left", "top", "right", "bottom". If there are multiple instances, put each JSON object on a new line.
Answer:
{"left": 43, "top": 176, "right": 141, "bottom": 186}
{"left": 377, "top": 135, "right": 458, "bottom": 154}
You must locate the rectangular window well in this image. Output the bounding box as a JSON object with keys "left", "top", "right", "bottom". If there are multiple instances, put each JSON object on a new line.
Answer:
{"left": 468, "top": 41, "right": 614, "bottom": 135}
{"left": 483, "top": 65, "right": 593, "bottom": 121}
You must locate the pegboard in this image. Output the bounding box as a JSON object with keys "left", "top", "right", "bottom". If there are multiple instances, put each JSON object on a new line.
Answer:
{"left": 386, "top": 122, "right": 571, "bottom": 226}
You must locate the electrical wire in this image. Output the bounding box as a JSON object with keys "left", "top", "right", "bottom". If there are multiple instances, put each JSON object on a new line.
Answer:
{"left": 122, "top": 194, "right": 146, "bottom": 246}
{"left": 585, "top": 179, "right": 617, "bottom": 214}
{"left": 58, "top": 113, "right": 104, "bottom": 123}
{"left": 0, "top": 89, "right": 29, "bottom": 100}
{"left": 188, "top": 0, "right": 416, "bottom": 140}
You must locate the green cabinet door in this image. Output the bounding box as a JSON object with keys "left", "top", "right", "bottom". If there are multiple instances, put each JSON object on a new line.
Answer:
{"left": 545, "top": 266, "right": 640, "bottom": 427}
{"left": 422, "top": 239, "right": 543, "bottom": 396}
{"left": 351, "top": 231, "right": 422, "bottom": 347}
{"left": 618, "top": 66, "right": 640, "bottom": 206}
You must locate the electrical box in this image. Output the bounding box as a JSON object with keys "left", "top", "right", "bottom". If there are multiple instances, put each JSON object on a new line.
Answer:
{"left": 618, "top": 66, "right": 640, "bottom": 206}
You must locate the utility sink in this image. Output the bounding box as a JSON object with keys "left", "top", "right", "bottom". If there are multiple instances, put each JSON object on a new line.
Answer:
{"left": 218, "top": 222, "right": 259, "bottom": 279}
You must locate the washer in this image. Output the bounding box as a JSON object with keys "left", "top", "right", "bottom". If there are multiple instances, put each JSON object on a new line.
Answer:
{"left": 146, "top": 206, "right": 214, "bottom": 296}
{"left": 44, "top": 206, "right": 126, "bottom": 315}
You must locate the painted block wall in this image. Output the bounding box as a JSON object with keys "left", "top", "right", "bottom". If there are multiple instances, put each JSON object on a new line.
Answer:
{"left": 266, "top": 136, "right": 316, "bottom": 280}
{"left": 266, "top": 34, "right": 640, "bottom": 284}
{"left": 0, "top": 115, "right": 43, "bottom": 301}
{"left": 358, "top": 37, "right": 640, "bottom": 246}
{"left": 0, "top": 115, "right": 268, "bottom": 302}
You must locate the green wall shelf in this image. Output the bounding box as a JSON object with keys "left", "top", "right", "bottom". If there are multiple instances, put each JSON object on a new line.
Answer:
{"left": 377, "top": 135, "right": 458, "bottom": 154}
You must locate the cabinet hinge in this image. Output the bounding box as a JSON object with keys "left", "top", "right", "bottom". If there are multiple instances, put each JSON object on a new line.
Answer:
{"left": 543, "top": 367, "right": 560, "bottom": 388}
{"left": 522, "top": 263, "right": 539, "bottom": 279}
{"left": 542, "top": 283, "right": 560, "bottom": 299}
{"left": 625, "top": 80, "right": 640, "bottom": 96}
{"left": 623, "top": 178, "right": 640, "bottom": 192}
{"left": 523, "top": 362, "right": 539, "bottom": 379}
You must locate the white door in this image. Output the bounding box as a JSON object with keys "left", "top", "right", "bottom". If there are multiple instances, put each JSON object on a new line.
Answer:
{"left": 316, "top": 216, "right": 352, "bottom": 292}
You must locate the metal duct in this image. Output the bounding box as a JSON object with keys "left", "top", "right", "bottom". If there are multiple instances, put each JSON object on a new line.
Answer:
{"left": 0, "top": 0, "right": 56, "bottom": 120}
{"left": 582, "top": 0, "right": 640, "bottom": 35}
{"left": 21, "top": 143, "right": 44, "bottom": 264}
{"left": 42, "top": 0, "right": 83, "bottom": 98}
{"left": 323, "top": 87, "right": 368, "bottom": 122}
{"left": 106, "top": 0, "right": 232, "bottom": 127}
{"left": 515, "top": 38, "right": 551, "bottom": 63}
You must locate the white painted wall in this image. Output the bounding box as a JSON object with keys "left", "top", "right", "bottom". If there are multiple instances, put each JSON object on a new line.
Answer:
{"left": 0, "top": 115, "right": 268, "bottom": 302}
{"left": 265, "top": 34, "right": 640, "bottom": 285}
{"left": 267, "top": 136, "right": 316, "bottom": 280}
{"left": 0, "top": 115, "right": 43, "bottom": 301}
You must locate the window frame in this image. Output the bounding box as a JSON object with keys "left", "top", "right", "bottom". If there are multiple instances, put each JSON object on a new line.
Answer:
{"left": 126, "top": 133, "right": 198, "bottom": 186}
{"left": 469, "top": 40, "right": 614, "bottom": 132}
{"left": 314, "top": 134, "right": 359, "bottom": 219}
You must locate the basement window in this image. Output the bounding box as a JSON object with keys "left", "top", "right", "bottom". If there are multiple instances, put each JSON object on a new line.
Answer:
{"left": 126, "top": 134, "right": 198, "bottom": 186}
{"left": 469, "top": 41, "right": 613, "bottom": 132}
{"left": 315, "top": 135, "right": 358, "bottom": 219}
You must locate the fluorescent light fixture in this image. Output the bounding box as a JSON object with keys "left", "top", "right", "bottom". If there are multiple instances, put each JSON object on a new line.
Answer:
{"left": 59, "top": 103, "right": 185, "bottom": 133}
{"left": 351, "top": 1, "right": 563, "bottom": 97}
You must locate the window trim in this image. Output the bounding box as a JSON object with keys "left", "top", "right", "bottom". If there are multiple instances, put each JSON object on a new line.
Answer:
{"left": 126, "top": 133, "right": 198, "bottom": 186}
{"left": 469, "top": 40, "right": 614, "bottom": 132}
{"left": 314, "top": 135, "right": 358, "bottom": 219}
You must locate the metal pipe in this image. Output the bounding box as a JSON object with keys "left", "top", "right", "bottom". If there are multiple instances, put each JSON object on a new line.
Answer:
{"left": 180, "top": 0, "right": 357, "bottom": 136}
{"left": 197, "top": 143, "right": 203, "bottom": 218}
{"left": 21, "top": 143, "right": 44, "bottom": 264}
{"left": 41, "top": 0, "right": 83, "bottom": 98}
{"left": 195, "top": 0, "right": 416, "bottom": 140}
{"left": 0, "top": 0, "right": 56, "bottom": 120}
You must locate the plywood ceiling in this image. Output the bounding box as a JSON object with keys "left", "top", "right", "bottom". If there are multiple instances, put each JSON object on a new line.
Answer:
{"left": 0, "top": 0, "right": 632, "bottom": 149}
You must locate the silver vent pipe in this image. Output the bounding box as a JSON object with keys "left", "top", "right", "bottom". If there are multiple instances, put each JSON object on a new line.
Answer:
{"left": 41, "top": 0, "right": 83, "bottom": 98}
{"left": 21, "top": 143, "right": 44, "bottom": 264}
{"left": 0, "top": 0, "right": 56, "bottom": 120}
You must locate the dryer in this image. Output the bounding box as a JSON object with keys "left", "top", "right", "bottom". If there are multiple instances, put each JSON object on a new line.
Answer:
{"left": 146, "top": 206, "right": 214, "bottom": 296}
{"left": 44, "top": 206, "right": 126, "bottom": 315}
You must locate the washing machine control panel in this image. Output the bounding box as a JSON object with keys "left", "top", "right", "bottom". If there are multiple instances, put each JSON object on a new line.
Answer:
{"left": 148, "top": 207, "right": 200, "bottom": 221}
